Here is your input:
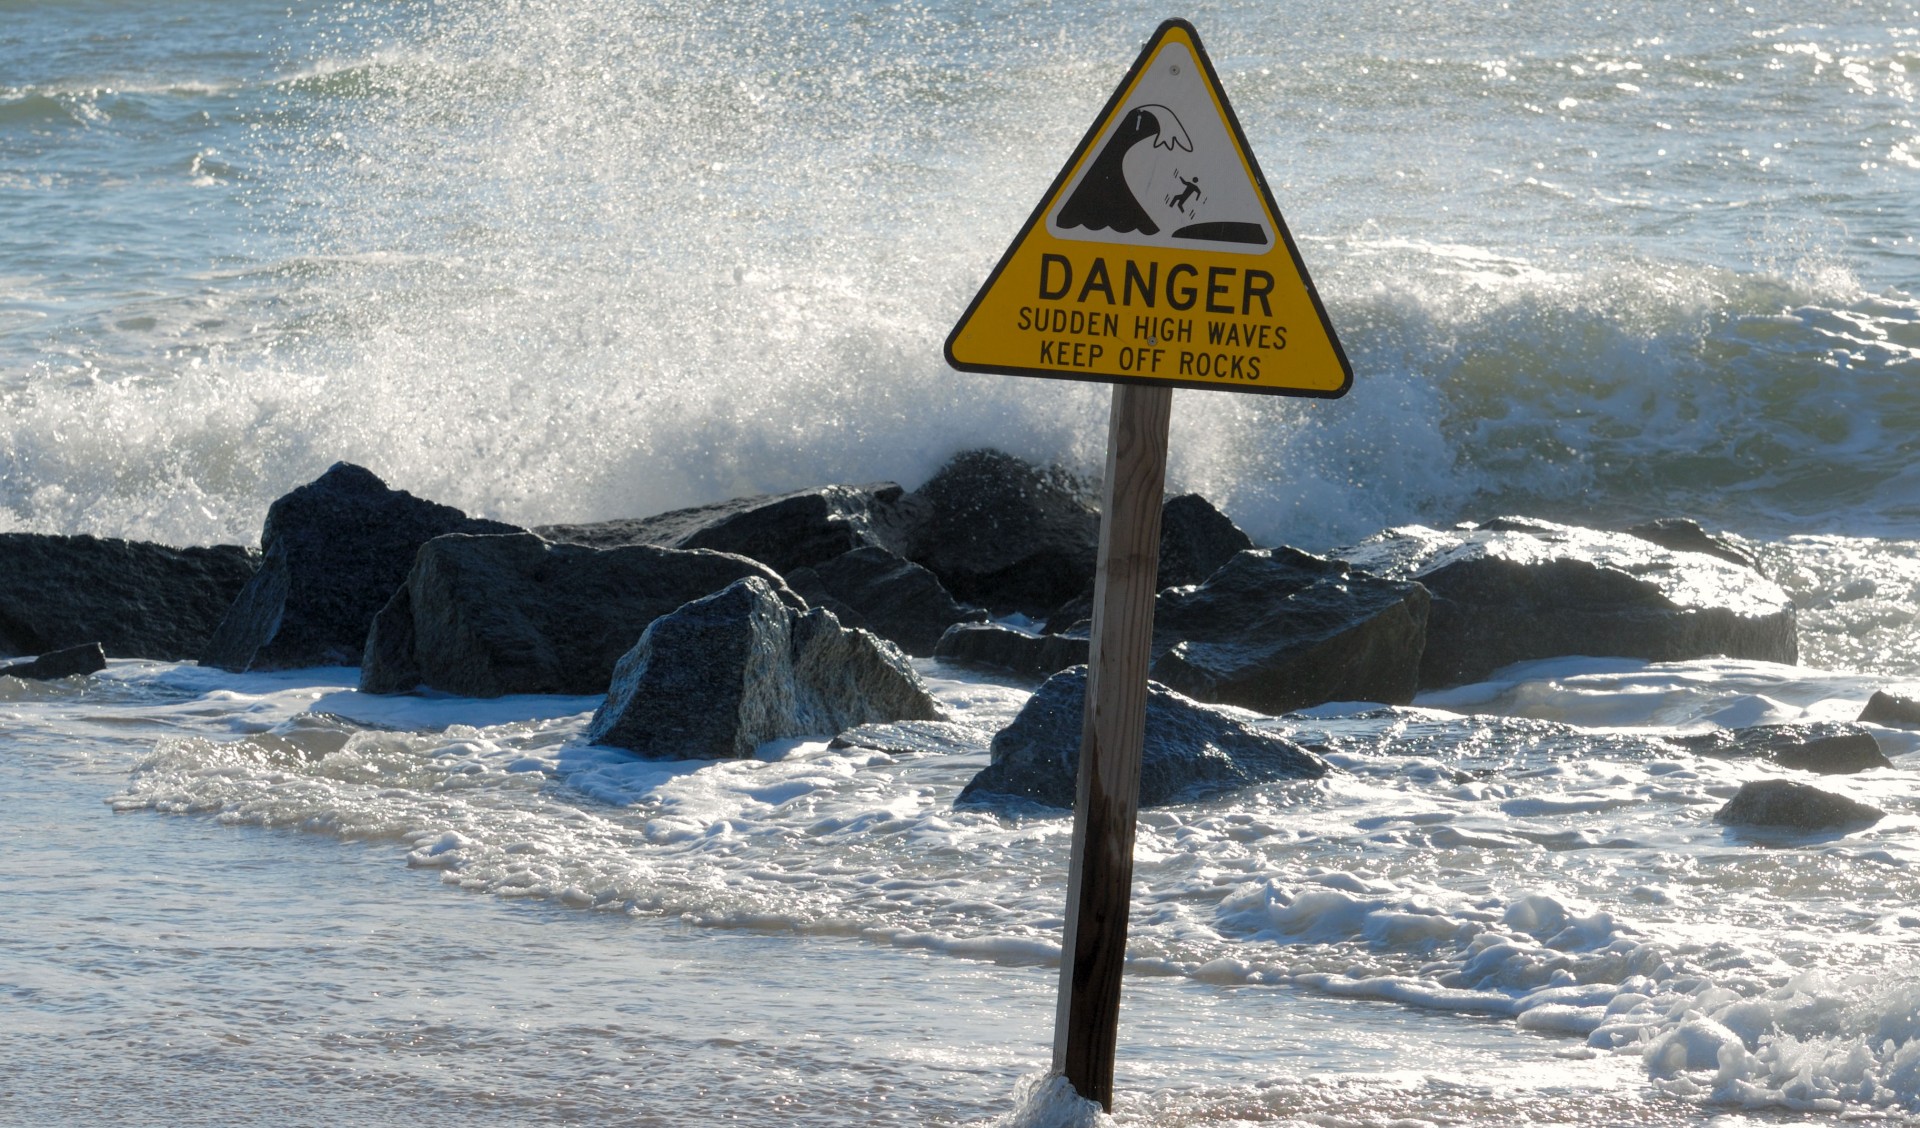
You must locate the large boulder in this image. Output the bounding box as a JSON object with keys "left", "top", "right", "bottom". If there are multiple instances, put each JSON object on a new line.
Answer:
{"left": 1149, "top": 548, "right": 1430, "bottom": 713}
{"left": 587, "top": 577, "right": 941, "bottom": 759}
{"left": 203, "top": 463, "right": 518, "bottom": 671}
{"left": 784, "top": 547, "right": 986, "bottom": 657}
{"left": 0, "top": 533, "right": 256, "bottom": 661}
{"left": 902, "top": 449, "right": 1098, "bottom": 618}
{"left": 360, "top": 532, "right": 798, "bottom": 697}
{"left": 535, "top": 483, "right": 916, "bottom": 575}
{"left": 956, "top": 667, "right": 1327, "bottom": 809}
{"left": 1341, "top": 517, "right": 1798, "bottom": 689}
{"left": 0, "top": 642, "right": 107, "bottom": 680}
{"left": 1673, "top": 723, "right": 1891, "bottom": 775}
{"left": 936, "top": 548, "right": 1430, "bottom": 715}
{"left": 1714, "top": 779, "right": 1884, "bottom": 832}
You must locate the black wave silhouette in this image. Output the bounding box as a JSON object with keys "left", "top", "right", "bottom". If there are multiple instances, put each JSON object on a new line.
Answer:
{"left": 1055, "top": 106, "right": 1183, "bottom": 236}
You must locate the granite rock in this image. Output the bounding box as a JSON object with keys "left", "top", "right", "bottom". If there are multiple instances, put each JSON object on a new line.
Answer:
{"left": 587, "top": 577, "right": 941, "bottom": 759}
{"left": 0, "top": 533, "right": 255, "bottom": 661}
{"left": 955, "top": 667, "right": 1327, "bottom": 810}
{"left": 361, "top": 532, "right": 795, "bottom": 697}
{"left": 203, "top": 463, "right": 518, "bottom": 671}
{"left": 1342, "top": 517, "right": 1797, "bottom": 688}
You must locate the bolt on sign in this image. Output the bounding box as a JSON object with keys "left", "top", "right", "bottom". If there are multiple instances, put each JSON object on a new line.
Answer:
{"left": 946, "top": 18, "right": 1350, "bottom": 397}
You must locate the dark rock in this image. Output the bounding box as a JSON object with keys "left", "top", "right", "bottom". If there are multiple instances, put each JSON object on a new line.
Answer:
{"left": 785, "top": 547, "right": 986, "bottom": 657}
{"left": 956, "top": 667, "right": 1327, "bottom": 809}
{"left": 0, "top": 533, "right": 256, "bottom": 661}
{"left": 1038, "top": 492, "right": 1254, "bottom": 634}
{"left": 1342, "top": 518, "right": 1798, "bottom": 688}
{"left": 1625, "top": 518, "right": 1759, "bottom": 571}
{"left": 0, "top": 642, "right": 107, "bottom": 680}
{"left": 587, "top": 577, "right": 941, "bottom": 759}
{"left": 934, "top": 622, "right": 1089, "bottom": 678}
{"left": 1150, "top": 548, "right": 1430, "bottom": 713}
{"left": 360, "top": 532, "right": 799, "bottom": 697}
{"left": 903, "top": 450, "right": 1098, "bottom": 618}
{"left": 359, "top": 583, "right": 422, "bottom": 693}
{"left": 535, "top": 483, "right": 916, "bottom": 575}
{"left": 1673, "top": 723, "right": 1892, "bottom": 775}
{"left": 203, "top": 464, "right": 518, "bottom": 672}
{"left": 938, "top": 548, "right": 1429, "bottom": 714}
{"left": 1860, "top": 691, "right": 1920, "bottom": 729}
{"left": 1043, "top": 590, "right": 1094, "bottom": 636}
{"left": 1714, "top": 779, "right": 1884, "bottom": 831}
{"left": 828, "top": 720, "right": 994, "bottom": 758}
{"left": 1157, "top": 493, "right": 1256, "bottom": 589}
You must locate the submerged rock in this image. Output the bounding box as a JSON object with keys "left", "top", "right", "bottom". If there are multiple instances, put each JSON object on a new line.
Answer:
{"left": 828, "top": 719, "right": 994, "bottom": 758}
{"left": 0, "top": 642, "right": 107, "bottom": 680}
{"left": 1714, "top": 778, "right": 1884, "bottom": 832}
{"left": 934, "top": 621, "right": 1089, "bottom": 678}
{"left": 1342, "top": 517, "right": 1798, "bottom": 689}
{"left": 784, "top": 546, "right": 986, "bottom": 657}
{"left": 588, "top": 577, "right": 941, "bottom": 759}
{"left": 1150, "top": 548, "right": 1430, "bottom": 714}
{"left": 1624, "top": 518, "right": 1759, "bottom": 571}
{"left": 361, "top": 532, "right": 793, "bottom": 697}
{"left": 1859, "top": 690, "right": 1920, "bottom": 729}
{"left": 1673, "top": 722, "right": 1891, "bottom": 775}
{"left": 902, "top": 449, "right": 1098, "bottom": 618}
{"left": 203, "top": 463, "right": 518, "bottom": 672}
{"left": 955, "top": 667, "right": 1327, "bottom": 810}
{"left": 0, "top": 533, "right": 256, "bottom": 661}
{"left": 536, "top": 483, "right": 916, "bottom": 575}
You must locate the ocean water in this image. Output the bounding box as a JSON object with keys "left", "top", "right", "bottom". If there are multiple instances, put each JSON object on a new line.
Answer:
{"left": 4, "top": 1, "right": 1920, "bottom": 1124}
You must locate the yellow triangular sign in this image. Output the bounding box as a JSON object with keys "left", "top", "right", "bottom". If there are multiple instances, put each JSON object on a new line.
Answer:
{"left": 946, "top": 19, "right": 1351, "bottom": 397}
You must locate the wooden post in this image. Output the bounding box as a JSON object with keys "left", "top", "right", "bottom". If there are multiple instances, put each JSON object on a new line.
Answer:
{"left": 1053, "top": 381, "right": 1172, "bottom": 1111}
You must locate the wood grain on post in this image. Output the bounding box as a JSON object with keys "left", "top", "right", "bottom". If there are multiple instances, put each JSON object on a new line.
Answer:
{"left": 1053, "top": 381, "right": 1173, "bottom": 1111}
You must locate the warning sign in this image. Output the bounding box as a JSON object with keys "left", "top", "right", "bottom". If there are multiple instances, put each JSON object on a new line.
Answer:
{"left": 946, "top": 20, "right": 1351, "bottom": 397}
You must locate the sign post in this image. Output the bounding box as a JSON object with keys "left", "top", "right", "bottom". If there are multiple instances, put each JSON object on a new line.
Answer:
{"left": 1053, "top": 380, "right": 1171, "bottom": 1107}
{"left": 945, "top": 18, "right": 1351, "bottom": 1111}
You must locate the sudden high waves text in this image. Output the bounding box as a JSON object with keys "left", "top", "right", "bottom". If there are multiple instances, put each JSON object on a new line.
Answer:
{"left": 1020, "top": 252, "right": 1287, "bottom": 382}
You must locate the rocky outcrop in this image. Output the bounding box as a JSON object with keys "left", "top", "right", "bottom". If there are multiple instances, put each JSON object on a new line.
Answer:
{"left": 902, "top": 449, "right": 1098, "bottom": 618}
{"left": 1673, "top": 723, "right": 1891, "bottom": 775}
{"left": 0, "top": 533, "right": 256, "bottom": 661}
{"left": 0, "top": 642, "right": 106, "bottom": 680}
{"left": 1342, "top": 518, "right": 1798, "bottom": 688}
{"left": 784, "top": 547, "right": 985, "bottom": 657}
{"left": 1625, "top": 518, "right": 1759, "bottom": 571}
{"left": 1149, "top": 548, "right": 1430, "bottom": 714}
{"left": 1714, "top": 779, "right": 1884, "bottom": 831}
{"left": 587, "top": 577, "right": 940, "bottom": 759}
{"left": 937, "top": 548, "right": 1429, "bottom": 714}
{"left": 536, "top": 483, "right": 916, "bottom": 575}
{"left": 360, "top": 532, "right": 797, "bottom": 697}
{"left": 1859, "top": 691, "right": 1920, "bottom": 729}
{"left": 202, "top": 463, "right": 518, "bottom": 672}
{"left": 955, "top": 667, "right": 1327, "bottom": 810}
